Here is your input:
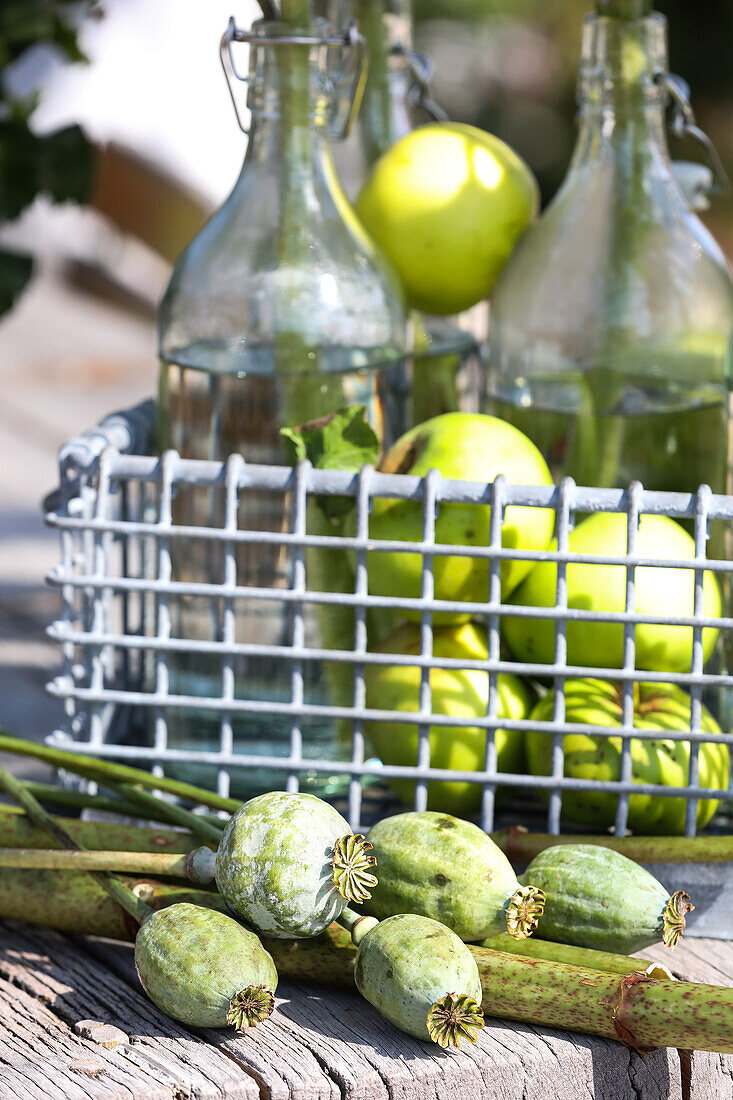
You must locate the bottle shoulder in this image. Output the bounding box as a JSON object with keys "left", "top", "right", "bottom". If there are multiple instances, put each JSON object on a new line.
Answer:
{"left": 491, "top": 166, "right": 733, "bottom": 338}
{"left": 159, "top": 157, "right": 406, "bottom": 362}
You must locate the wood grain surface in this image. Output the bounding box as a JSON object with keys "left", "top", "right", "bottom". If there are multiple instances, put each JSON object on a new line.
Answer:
{"left": 0, "top": 920, "right": 730, "bottom": 1099}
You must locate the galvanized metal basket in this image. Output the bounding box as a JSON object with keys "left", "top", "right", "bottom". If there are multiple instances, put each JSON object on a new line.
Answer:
{"left": 44, "top": 400, "right": 733, "bottom": 854}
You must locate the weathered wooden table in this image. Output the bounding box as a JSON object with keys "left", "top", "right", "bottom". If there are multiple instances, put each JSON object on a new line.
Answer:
{"left": 1, "top": 922, "right": 731, "bottom": 1100}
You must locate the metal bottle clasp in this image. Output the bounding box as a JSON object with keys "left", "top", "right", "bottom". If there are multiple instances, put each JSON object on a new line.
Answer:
{"left": 391, "top": 45, "right": 448, "bottom": 123}
{"left": 220, "top": 17, "right": 368, "bottom": 141}
{"left": 656, "top": 71, "right": 730, "bottom": 197}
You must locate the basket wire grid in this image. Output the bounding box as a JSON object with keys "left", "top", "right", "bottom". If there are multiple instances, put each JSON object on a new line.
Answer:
{"left": 44, "top": 401, "right": 733, "bottom": 837}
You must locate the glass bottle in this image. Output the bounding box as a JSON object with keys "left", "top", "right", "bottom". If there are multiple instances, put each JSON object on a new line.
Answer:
{"left": 159, "top": 19, "right": 406, "bottom": 433}
{"left": 484, "top": 5, "right": 733, "bottom": 497}
{"left": 155, "top": 18, "right": 407, "bottom": 797}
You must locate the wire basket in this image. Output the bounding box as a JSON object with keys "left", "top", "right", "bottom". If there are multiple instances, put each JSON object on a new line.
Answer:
{"left": 44, "top": 400, "right": 733, "bottom": 838}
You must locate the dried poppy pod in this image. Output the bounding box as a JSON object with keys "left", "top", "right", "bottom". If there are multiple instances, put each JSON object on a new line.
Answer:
{"left": 135, "top": 903, "right": 278, "bottom": 1029}
{"left": 213, "top": 791, "right": 378, "bottom": 938}
{"left": 343, "top": 909, "right": 484, "bottom": 1049}
{"left": 519, "top": 845, "right": 694, "bottom": 953}
{"left": 365, "top": 811, "right": 545, "bottom": 941}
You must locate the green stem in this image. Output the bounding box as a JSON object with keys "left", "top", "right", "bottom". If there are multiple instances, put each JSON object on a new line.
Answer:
{"left": 275, "top": 1, "right": 365, "bottom": 739}
{"left": 106, "top": 781, "right": 225, "bottom": 845}
{"left": 0, "top": 844, "right": 218, "bottom": 885}
{"left": 12, "top": 782, "right": 153, "bottom": 819}
{"left": 0, "top": 812, "right": 204, "bottom": 857}
{"left": 410, "top": 340, "right": 462, "bottom": 426}
{"left": 337, "top": 904, "right": 378, "bottom": 944}
{"left": 0, "top": 870, "right": 225, "bottom": 941}
{"left": 19, "top": 780, "right": 226, "bottom": 828}
{"left": 0, "top": 848, "right": 191, "bottom": 876}
{"left": 356, "top": 0, "right": 392, "bottom": 167}
{"left": 596, "top": 0, "right": 652, "bottom": 18}
{"left": 354, "top": 1, "right": 464, "bottom": 431}
{"left": 584, "top": 10, "right": 653, "bottom": 488}
{"left": 258, "top": 0, "right": 280, "bottom": 18}
{"left": 0, "top": 766, "right": 151, "bottom": 926}
{"left": 0, "top": 728, "right": 240, "bottom": 813}
{"left": 491, "top": 828, "right": 733, "bottom": 865}
{"left": 277, "top": 0, "right": 308, "bottom": 227}
{"left": 479, "top": 934, "right": 674, "bottom": 980}
{"left": 277, "top": 0, "right": 311, "bottom": 297}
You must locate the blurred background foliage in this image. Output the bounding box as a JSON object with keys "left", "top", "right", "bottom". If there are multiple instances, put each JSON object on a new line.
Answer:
{"left": 0, "top": 1, "right": 97, "bottom": 313}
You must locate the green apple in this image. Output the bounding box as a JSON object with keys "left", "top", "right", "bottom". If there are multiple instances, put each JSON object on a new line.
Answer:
{"left": 525, "top": 678, "right": 729, "bottom": 834}
{"left": 365, "top": 620, "right": 534, "bottom": 814}
{"left": 368, "top": 413, "right": 554, "bottom": 623}
{"left": 355, "top": 122, "right": 539, "bottom": 315}
{"left": 503, "top": 512, "right": 721, "bottom": 672}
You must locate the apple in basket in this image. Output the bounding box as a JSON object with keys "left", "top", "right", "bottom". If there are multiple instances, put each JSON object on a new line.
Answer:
{"left": 524, "top": 677, "right": 729, "bottom": 834}
{"left": 503, "top": 511, "right": 721, "bottom": 673}
{"left": 366, "top": 412, "right": 554, "bottom": 624}
{"left": 365, "top": 620, "right": 533, "bottom": 813}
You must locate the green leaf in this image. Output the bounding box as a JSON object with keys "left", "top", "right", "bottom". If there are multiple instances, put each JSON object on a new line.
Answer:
{"left": 0, "top": 2, "right": 93, "bottom": 65}
{"left": 0, "top": 247, "right": 33, "bottom": 316}
{"left": 0, "top": 120, "right": 40, "bottom": 217}
{"left": 0, "top": 120, "right": 94, "bottom": 219}
{"left": 39, "top": 123, "right": 94, "bottom": 203}
{"left": 281, "top": 405, "right": 379, "bottom": 470}
{"left": 281, "top": 405, "right": 380, "bottom": 519}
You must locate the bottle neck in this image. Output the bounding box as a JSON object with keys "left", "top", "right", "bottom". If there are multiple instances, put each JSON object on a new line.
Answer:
{"left": 573, "top": 96, "right": 668, "bottom": 165}
{"left": 243, "top": 28, "right": 335, "bottom": 172}
{"left": 573, "top": 11, "right": 671, "bottom": 167}
{"left": 245, "top": 97, "right": 333, "bottom": 167}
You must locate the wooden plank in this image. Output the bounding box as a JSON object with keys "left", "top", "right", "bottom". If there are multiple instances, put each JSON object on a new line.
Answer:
{"left": 639, "top": 937, "right": 733, "bottom": 984}
{"left": 0, "top": 917, "right": 728, "bottom": 1100}
{"left": 0, "top": 921, "right": 258, "bottom": 1100}
{"left": 0, "top": 971, "right": 167, "bottom": 1100}
{"left": 88, "top": 931, "right": 683, "bottom": 1099}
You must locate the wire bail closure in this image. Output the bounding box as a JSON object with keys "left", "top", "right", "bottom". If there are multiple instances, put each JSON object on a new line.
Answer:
{"left": 392, "top": 45, "right": 448, "bottom": 123}
{"left": 657, "top": 71, "right": 731, "bottom": 197}
{"left": 220, "top": 16, "right": 368, "bottom": 140}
